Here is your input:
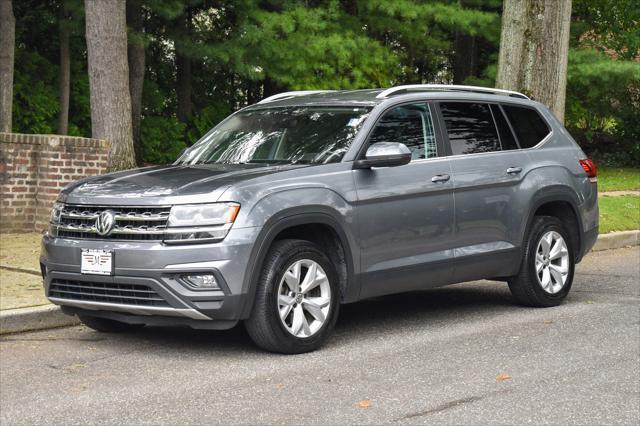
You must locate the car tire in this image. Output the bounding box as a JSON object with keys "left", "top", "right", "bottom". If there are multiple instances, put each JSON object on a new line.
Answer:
{"left": 508, "top": 215, "right": 575, "bottom": 307}
{"left": 78, "top": 315, "right": 144, "bottom": 333}
{"left": 245, "top": 239, "right": 340, "bottom": 354}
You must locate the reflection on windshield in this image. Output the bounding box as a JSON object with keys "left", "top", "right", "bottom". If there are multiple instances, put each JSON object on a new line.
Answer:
{"left": 177, "top": 107, "right": 371, "bottom": 165}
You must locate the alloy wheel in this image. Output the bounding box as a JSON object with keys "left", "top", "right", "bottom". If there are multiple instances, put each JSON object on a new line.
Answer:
{"left": 535, "top": 231, "right": 570, "bottom": 294}
{"left": 277, "top": 259, "right": 331, "bottom": 338}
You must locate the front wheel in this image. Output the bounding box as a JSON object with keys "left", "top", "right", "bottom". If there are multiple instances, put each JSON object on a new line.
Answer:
{"left": 244, "top": 239, "right": 340, "bottom": 354}
{"left": 508, "top": 216, "right": 575, "bottom": 307}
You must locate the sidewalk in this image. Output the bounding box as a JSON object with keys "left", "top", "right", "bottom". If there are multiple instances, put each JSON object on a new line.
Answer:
{"left": 1, "top": 230, "right": 639, "bottom": 334}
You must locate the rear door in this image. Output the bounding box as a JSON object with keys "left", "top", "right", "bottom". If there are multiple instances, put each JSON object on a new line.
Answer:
{"left": 436, "top": 101, "right": 529, "bottom": 282}
{"left": 353, "top": 102, "right": 455, "bottom": 298}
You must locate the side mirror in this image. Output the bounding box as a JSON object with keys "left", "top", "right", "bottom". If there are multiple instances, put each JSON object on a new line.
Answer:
{"left": 353, "top": 142, "right": 412, "bottom": 169}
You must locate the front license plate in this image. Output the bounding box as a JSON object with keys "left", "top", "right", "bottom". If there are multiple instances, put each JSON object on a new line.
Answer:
{"left": 81, "top": 249, "right": 113, "bottom": 275}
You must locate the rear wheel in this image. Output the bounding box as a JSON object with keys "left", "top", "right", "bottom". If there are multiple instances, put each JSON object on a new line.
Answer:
{"left": 79, "top": 315, "right": 144, "bottom": 333}
{"left": 245, "top": 239, "right": 340, "bottom": 354}
{"left": 508, "top": 216, "right": 575, "bottom": 307}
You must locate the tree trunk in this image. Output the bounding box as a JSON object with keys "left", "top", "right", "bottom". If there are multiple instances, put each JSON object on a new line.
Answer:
{"left": 0, "top": 0, "right": 15, "bottom": 133}
{"left": 57, "top": 17, "right": 70, "bottom": 135}
{"left": 453, "top": 32, "right": 477, "bottom": 84}
{"left": 85, "top": 0, "right": 135, "bottom": 171}
{"left": 127, "top": 0, "right": 145, "bottom": 166}
{"left": 496, "top": 0, "right": 572, "bottom": 123}
{"left": 175, "top": 7, "right": 192, "bottom": 124}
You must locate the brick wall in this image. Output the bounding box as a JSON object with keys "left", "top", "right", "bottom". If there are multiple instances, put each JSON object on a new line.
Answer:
{"left": 0, "top": 133, "right": 110, "bottom": 233}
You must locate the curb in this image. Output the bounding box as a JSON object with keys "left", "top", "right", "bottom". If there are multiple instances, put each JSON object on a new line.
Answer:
{"left": 592, "top": 230, "right": 640, "bottom": 252}
{"left": 0, "top": 230, "right": 637, "bottom": 336}
{"left": 0, "top": 304, "right": 80, "bottom": 335}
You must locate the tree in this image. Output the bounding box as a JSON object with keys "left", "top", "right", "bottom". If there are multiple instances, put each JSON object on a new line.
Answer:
{"left": 127, "top": 0, "right": 146, "bottom": 165}
{"left": 85, "top": 0, "right": 135, "bottom": 171}
{"left": 57, "top": 1, "right": 71, "bottom": 134}
{"left": 496, "top": 0, "right": 573, "bottom": 122}
{"left": 0, "top": 0, "right": 15, "bottom": 132}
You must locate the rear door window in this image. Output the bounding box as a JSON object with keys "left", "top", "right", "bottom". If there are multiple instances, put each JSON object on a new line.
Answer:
{"left": 501, "top": 105, "right": 551, "bottom": 148}
{"left": 440, "top": 102, "right": 501, "bottom": 155}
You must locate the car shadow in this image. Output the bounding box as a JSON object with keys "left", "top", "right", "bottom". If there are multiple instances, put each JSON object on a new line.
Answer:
{"left": 96, "top": 281, "right": 517, "bottom": 354}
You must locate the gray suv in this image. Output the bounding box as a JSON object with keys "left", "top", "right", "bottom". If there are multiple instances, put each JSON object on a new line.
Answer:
{"left": 41, "top": 85, "right": 599, "bottom": 353}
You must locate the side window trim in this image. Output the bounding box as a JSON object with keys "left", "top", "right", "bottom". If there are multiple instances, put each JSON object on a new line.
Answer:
{"left": 488, "top": 104, "right": 505, "bottom": 152}
{"left": 357, "top": 101, "right": 443, "bottom": 162}
{"left": 497, "top": 103, "right": 522, "bottom": 149}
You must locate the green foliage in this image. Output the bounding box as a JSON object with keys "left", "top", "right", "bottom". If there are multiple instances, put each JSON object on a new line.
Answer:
{"left": 140, "top": 116, "right": 187, "bottom": 165}
{"left": 572, "top": 0, "right": 640, "bottom": 60}
{"left": 565, "top": 49, "right": 640, "bottom": 166}
{"left": 598, "top": 167, "right": 640, "bottom": 192}
{"left": 9, "top": 0, "right": 639, "bottom": 167}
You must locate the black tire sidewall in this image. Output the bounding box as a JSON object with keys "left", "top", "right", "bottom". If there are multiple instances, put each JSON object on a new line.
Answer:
{"left": 253, "top": 240, "right": 340, "bottom": 353}
{"left": 526, "top": 218, "right": 575, "bottom": 304}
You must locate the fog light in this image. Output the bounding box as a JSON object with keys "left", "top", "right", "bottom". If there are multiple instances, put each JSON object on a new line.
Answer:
{"left": 181, "top": 274, "right": 220, "bottom": 290}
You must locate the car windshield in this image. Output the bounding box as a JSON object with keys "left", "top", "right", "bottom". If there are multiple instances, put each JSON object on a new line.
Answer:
{"left": 177, "top": 106, "right": 371, "bottom": 165}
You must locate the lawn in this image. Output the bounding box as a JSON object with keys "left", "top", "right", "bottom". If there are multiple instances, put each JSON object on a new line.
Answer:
{"left": 598, "top": 195, "right": 640, "bottom": 233}
{"left": 598, "top": 167, "right": 640, "bottom": 192}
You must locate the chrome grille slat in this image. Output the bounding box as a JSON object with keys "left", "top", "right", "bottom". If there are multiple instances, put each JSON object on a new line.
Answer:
{"left": 49, "top": 279, "right": 170, "bottom": 307}
{"left": 56, "top": 204, "right": 171, "bottom": 241}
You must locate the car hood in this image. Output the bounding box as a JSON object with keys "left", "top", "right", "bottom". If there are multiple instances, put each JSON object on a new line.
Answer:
{"left": 60, "top": 163, "right": 305, "bottom": 205}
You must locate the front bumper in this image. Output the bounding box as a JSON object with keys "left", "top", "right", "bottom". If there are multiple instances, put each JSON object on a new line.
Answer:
{"left": 40, "top": 226, "right": 261, "bottom": 329}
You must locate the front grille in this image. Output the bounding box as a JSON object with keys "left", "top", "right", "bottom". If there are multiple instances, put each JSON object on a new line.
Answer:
{"left": 49, "top": 279, "right": 170, "bottom": 307}
{"left": 55, "top": 204, "right": 171, "bottom": 241}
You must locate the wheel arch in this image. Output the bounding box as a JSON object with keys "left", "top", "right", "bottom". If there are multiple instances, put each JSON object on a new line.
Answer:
{"left": 522, "top": 186, "right": 585, "bottom": 263}
{"left": 238, "top": 208, "right": 359, "bottom": 319}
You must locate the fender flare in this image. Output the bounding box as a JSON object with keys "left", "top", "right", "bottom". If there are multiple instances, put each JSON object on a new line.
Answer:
{"left": 238, "top": 207, "right": 358, "bottom": 319}
{"left": 521, "top": 185, "right": 585, "bottom": 261}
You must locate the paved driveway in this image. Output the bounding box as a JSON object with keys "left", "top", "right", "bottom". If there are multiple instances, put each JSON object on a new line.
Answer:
{"left": 1, "top": 247, "right": 638, "bottom": 425}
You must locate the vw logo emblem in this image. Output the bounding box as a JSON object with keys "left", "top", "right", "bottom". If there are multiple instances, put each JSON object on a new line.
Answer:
{"left": 95, "top": 210, "right": 116, "bottom": 236}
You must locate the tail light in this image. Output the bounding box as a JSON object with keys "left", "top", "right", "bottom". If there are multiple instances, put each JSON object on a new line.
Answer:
{"left": 579, "top": 159, "right": 597, "bottom": 182}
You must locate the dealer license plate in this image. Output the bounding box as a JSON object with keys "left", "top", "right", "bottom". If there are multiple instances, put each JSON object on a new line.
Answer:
{"left": 81, "top": 249, "right": 113, "bottom": 275}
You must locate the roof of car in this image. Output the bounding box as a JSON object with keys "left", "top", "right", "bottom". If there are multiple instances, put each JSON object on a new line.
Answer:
{"left": 249, "top": 85, "right": 530, "bottom": 108}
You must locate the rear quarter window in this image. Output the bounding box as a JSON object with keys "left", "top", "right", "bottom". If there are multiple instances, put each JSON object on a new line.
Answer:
{"left": 502, "top": 105, "right": 551, "bottom": 148}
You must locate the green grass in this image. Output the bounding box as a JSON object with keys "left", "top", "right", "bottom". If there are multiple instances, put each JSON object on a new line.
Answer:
{"left": 599, "top": 195, "right": 640, "bottom": 233}
{"left": 598, "top": 167, "right": 640, "bottom": 192}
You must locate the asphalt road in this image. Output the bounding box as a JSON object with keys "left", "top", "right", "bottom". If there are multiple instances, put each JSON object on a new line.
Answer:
{"left": 1, "top": 247, "right": 638, "bottom": 425}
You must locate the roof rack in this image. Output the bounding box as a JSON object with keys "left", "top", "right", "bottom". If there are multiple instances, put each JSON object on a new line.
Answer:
{"left": 376, "top": 84, "right": 529, "bottom": 100}
{"left": 258, "top": 90, "right": 336, "bottom": 104}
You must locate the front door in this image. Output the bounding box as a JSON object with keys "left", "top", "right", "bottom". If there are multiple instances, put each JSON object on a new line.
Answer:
{"left": 353, "top": 102, "right": 455, "bottom": 298}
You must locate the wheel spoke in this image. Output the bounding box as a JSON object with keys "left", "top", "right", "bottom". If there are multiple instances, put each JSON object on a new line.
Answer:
{"left": 302, "top": 298, "right": 326, "bottom": 322}
{"left": 549, "top": 238, "right": 567, "bottom": 260}
{"left": 291, "top": 304, "right": 304, "bottom": 336}
{"left": 299, "top": 262, "right": 319, "bottom": 294}
{"left": 284, "top": 262, "right": 301, "bottom": 292}
{"left": 540, "top": 233, "right": 552, "bottom": 257}
{"left": 549, "top": 265, "right": 564, "bottom": 287}
{"left": 541, "top": 267, "right": 551, "bottom": 290}
{"left": 278, "top": 294, "right": 295, "bottom": 321}
{"left": 535, "top": 254, "right": 545, "bottom": 273}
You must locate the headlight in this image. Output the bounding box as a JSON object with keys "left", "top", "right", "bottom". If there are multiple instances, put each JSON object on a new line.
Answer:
{"left": 50, "top": 202, "right": 63, "bottom": 224}
{"left": 167, "top": 202, "right": 240, "bottom": 227}
{"left": 165, "top": 202, "right": 240, "bottom": 244}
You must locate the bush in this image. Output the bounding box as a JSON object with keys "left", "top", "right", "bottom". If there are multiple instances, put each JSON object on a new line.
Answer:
{"left": 565, "top": 49, "right": 640, "bottom": 166}
{"left": 140, "top": 116, "right": 187, "bottom": 165}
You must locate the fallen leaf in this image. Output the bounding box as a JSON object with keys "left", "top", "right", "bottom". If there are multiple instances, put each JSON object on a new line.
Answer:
{"left": 543, "top": 320, "right": 553, "bottom": 324}
{"left": 496, "top": 375, "right": 512, "bottom": 381}
{"left": 357, "top": 399, "right": 371, "bottom": 408}
{"left": 276, "top": 384, "right": 285, "bottom": 390}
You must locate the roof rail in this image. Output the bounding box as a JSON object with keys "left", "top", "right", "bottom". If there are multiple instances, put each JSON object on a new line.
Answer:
{"left": 258, "top": 90, "right": 336, "bottom": 104}
{"left": 376, "top": 84, "right": 529, "bottom": 100}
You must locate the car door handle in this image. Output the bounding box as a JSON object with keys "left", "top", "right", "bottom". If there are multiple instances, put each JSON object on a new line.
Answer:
{"left": 431, "top": 174, "right": 451, "bottom": 183}
{"left": 506, "top": 167, "right": 522, "bottom": 175}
